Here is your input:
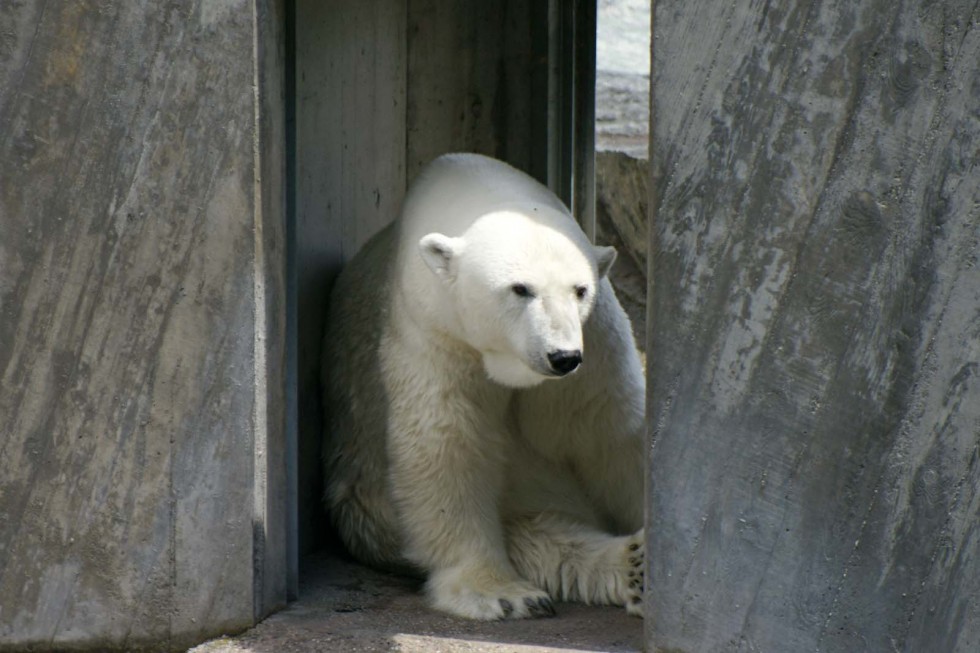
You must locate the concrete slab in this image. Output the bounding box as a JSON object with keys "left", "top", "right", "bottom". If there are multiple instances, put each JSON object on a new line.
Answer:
{"left": 191, "top": 553, "right": 642, "bottom": 653}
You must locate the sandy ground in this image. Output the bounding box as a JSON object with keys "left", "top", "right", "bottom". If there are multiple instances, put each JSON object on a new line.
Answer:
{"left": 190, "top": 552, "right": 643, "bottom": 653}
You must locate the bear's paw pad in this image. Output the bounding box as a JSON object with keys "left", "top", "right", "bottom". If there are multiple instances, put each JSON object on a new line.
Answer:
{"left": 624, "top": 530, "right": 644, "bottom": 617}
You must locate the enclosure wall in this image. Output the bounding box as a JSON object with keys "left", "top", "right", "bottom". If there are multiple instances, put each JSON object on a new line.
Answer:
{"left": 0, "top": 0, "right": 288, "bottom": 649}
{"left": 647, "top": 1, "right": 980, "bottom": 651}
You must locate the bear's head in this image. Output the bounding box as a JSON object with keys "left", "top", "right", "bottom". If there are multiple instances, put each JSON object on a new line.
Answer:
{"left": 418, "top": 208, "right": 616, "bottom": 388}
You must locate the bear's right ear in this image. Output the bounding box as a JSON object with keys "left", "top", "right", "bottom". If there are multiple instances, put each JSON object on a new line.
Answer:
{"left": 595, "top": 245, "right": 617, "bottom": 279}
{"left": 419, "top": 233, "right": 464, "bottom": 280}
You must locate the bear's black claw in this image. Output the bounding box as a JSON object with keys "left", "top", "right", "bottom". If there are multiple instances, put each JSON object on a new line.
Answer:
{"left": 525, "top": 596, "right": 556, "bottom": 617}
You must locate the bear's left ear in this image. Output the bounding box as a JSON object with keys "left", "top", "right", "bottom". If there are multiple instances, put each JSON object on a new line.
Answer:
{"left": 419, "top": 233, "right": 465, "bottom": 280}
{"left": 595, "top": 245, "right": 617, "bottom": 279}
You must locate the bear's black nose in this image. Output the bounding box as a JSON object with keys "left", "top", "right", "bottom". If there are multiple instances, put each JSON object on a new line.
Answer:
{"left": 547, "top": 350, "right": 582, "bottom": 376}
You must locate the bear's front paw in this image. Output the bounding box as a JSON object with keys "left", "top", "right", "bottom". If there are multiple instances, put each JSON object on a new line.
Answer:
{"left": 427, "top": 566, "right": 555, "bottom": 620}
{"left": 624, "top": 529, "right": 644, "bottom": 617}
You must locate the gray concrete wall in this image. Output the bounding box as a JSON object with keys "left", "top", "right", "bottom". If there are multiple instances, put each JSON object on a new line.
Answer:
{"left": 0, "top": 0, "right": 287, "bottom": 650}
{"left": 294, "top": 0, "right": 408, "bottom": 557}
{"left": 647, "top": 1, "right": 980, "bottom": 651}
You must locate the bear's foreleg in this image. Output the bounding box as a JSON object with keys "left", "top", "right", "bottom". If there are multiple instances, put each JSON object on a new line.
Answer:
{"left": 388, "top": 420, "right": 556, "bottom": 619}
{"left": 384, "top": 346, "right": 555, "bottom": 620}
{"left": 506, "top": 514, "right": 644, "bottom": 617}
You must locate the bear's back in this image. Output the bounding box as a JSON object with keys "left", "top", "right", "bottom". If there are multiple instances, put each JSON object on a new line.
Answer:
{"left": 399, "top": 153, "right": 570, "bottom": 243}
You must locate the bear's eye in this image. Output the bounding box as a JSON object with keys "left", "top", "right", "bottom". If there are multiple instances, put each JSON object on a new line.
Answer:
{"left": 575, "top": 285, "right": 589, "bottom": 300}
{"left": 511, "top": 283, "right": 533, "bottom": 298}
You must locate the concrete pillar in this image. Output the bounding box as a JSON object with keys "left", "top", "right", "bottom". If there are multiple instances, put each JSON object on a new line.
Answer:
{"left": 0, "top": 1, "right": 287, "bottom": 650}
{"left": 647, "top": 1, "right": 980, "bottom": 651}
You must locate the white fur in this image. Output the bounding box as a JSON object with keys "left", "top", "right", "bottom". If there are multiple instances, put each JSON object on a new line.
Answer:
{"left": 323, "top": 153, "right": 646, "bottom": 620}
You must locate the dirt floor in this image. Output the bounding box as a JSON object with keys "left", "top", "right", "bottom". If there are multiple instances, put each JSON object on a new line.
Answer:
{"left": 189, "top": 552, "right": 643, "bottom": 653}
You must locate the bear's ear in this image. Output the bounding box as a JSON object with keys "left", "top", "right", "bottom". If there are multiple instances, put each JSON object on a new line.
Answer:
{"left": 595, "top": 245, "right": 617, "bottom": 279}
{"left": 419, "top": 233, "right": 464, "bottom": 280}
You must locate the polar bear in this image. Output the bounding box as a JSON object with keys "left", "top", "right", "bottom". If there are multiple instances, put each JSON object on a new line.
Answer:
{"left": 323, "top": 153, "right": 646, "bottom": 620}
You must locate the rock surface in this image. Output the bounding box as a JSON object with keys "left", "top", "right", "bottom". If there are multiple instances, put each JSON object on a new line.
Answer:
{"left": 596, "top": 151, "right": 650, "bottom": 351}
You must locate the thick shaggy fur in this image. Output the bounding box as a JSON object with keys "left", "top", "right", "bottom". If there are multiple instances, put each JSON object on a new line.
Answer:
{"left": 323, "top": 154, "right": 646, "bottom": 620}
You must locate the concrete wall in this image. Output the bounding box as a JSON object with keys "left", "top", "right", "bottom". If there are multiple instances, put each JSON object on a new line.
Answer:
{"left": 294, "top": 0, "right": 550, "bottom": 556}
{"left": 647, "top": 1, "right": 980, "bottom": 651}
{"left": 0, "top": 1, "right": 287, "bottom": 650}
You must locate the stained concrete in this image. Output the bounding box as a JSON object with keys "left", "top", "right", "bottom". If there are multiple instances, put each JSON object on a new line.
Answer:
{"left": 0, "top": 1, "right": 287, "bottom": 649}
{"left": 191, "top": 553, "right": 642, "bottom": 653}
{"left": 647, "top": 1, "right": 980, "bottom": 651}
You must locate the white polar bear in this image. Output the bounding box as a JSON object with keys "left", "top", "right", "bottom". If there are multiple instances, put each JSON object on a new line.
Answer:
{"left": 323, "top": 153, "right": 646, "bottom": 620}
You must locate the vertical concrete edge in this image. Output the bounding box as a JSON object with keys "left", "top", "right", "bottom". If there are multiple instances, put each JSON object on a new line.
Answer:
{"left": 251, "top": 0, "right": 289, "bottom": 623}
{"left": 644, "top": 0, "right": 661, "bottom": 650}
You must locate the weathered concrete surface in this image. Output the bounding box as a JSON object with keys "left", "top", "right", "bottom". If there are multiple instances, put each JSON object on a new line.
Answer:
{"left": 0, "top": 1, "right": 286, "bottom": 650}
{"left": 647, "top": 1, "right": 980, "bottom": 651}
{"left": 191, "top": 553, "right": 642, "bottom": 653}
{"left": 406, "top": 0, "right": 543, "bottom": 183}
